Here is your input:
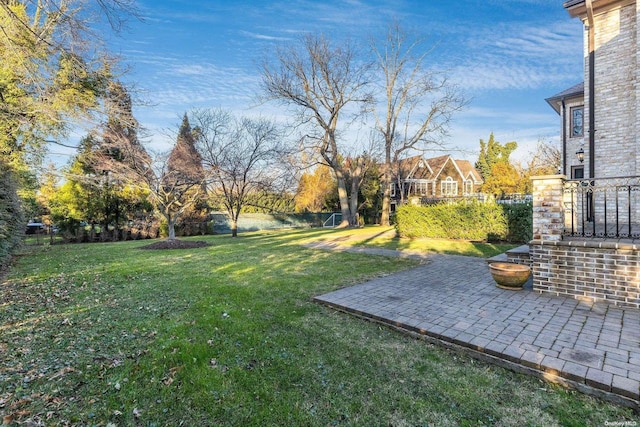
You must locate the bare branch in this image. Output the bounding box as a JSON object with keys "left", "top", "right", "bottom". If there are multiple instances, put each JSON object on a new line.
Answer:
{"left": 371, "top": 22, "right": 467, "bottom": 225}
{"left": 260, "top": 33, "right": 374, "bottom": 227}
{"left": 191, "top": 108, "right": 294, "bottom": 236}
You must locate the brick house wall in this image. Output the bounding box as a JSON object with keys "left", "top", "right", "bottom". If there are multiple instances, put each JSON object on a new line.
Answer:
{"left": 589, "top": 1, "right": 637, "bottom": 178}
{"left": 531, "top": 1, "right": 640, "bottom": 309}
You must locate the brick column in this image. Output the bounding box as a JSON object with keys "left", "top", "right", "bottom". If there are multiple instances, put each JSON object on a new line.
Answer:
{"left": 531, "top": 175, "right": 565, "bottom": 242}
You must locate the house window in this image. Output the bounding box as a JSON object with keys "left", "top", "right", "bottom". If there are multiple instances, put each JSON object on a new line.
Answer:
{"left": 416, "top": 181, "right": 428, "bottom": 196}
{"left": 571, "top": 165, "right": 584, "bottom": 180}
{"left": 390, "top": 183, "right": 396, "bottom": 197}
{"left": 441, "top": 177, "right": 458, "bottom": 196}
{"left": 464, "top": 180, "right": 473, "bottom": 195}
{"left": 570, "top": 106, "right": 584, "bottom": 138}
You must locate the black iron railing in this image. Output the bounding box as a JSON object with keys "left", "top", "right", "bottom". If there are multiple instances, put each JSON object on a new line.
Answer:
{"left": 563, "top": 176, "right": 640, "bottom": 238}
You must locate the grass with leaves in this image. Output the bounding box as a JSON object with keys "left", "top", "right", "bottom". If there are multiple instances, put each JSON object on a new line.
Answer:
{"left": 1, "top": 228, "right": 637, "bottom": 426}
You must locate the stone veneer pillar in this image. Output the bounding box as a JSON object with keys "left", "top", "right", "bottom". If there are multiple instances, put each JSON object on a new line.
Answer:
{"left": 531, "top": 175, "right": 565, "bottom": 241}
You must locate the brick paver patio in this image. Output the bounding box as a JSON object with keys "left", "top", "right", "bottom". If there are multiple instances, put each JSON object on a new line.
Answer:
{"left": 313, "top": 251, "right": 640, "bottom": 409}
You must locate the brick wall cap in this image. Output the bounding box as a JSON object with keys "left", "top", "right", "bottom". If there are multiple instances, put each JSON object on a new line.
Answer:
{"left": 531, "top": 174, "right": 567, "bottom": 181}
{"left": 530, "top": 239, "right": 639, "bottom": 251}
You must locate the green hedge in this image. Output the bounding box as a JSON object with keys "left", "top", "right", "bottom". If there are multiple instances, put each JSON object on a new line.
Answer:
{"left": 0, "top": 162, "right": 25, "bottom": 269}
{"left": 501, "top": 202, "right": 533, "bottom": 243}
{"left": 395, "top": 200, "right": 532, "bottom": 243}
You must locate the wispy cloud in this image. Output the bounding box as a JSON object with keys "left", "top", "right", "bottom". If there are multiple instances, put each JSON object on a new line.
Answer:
{"left": 449, "top": 19, "right": 583, "bottom": 92}
{"left": 238, "top": 31, "right": 292, "bottom": 42}
{"left": 103, "top": 0, "right": 583, "bottom": 160}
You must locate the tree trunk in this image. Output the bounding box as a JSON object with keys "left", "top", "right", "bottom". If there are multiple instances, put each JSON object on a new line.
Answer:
{"left": 380, "top": 163, "right": 392, "bottom": 227}
{"left": 231, "top": 219, "right": 238, "bottom": 237}
{"left": 349, "top": 174, "right": 361, "bottom": 227}
{"left": 168, "top": 215, "right": 177, "bottom": 240}
{"left": 335, "top": 172, "right": 353, "bottom": 227}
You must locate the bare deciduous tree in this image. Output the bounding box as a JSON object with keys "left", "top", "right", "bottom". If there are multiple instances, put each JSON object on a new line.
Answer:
{"left": 191, "top": 108, "right": 292, "bottom": 237}
{"left": 513, "top": 138, "right": 561, "bottom": 194}
{"left": 260, "top": 34, "right": 373, "bottom": 227}
{"left": 527, "top": 139, "right": 561, "bottom": 175}
{"left": 372, "top": 23, "right": 466, "bottom": 225}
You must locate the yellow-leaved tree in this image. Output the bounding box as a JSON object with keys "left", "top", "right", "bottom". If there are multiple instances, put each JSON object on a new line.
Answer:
{"left": 295, "top": 165, "right": 336, "bottom": 213}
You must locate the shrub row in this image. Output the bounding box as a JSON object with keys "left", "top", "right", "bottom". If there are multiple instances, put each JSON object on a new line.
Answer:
{"left": 395, "top": 200, "right": 532, "bottom": 243}
{"left": 500, "top": 202, "right": 533, "bottom": 243}
{"left": 0, "top": 162, "right": 25, "bottom": 269}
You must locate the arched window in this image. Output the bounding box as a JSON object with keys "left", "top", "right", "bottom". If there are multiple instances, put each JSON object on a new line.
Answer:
{"left": 441, "top": 176, "right": 458, "bottom": 196}
{"left": 464, "top": 179, "right": 473, "bottom": 195}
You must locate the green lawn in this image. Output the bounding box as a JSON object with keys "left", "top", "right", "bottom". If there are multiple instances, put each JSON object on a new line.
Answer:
{"left": 1, "top": 229, "right": 637, "bottom": 426}
{"left": 303, "top": 226, "right": 518, "bottom": 258}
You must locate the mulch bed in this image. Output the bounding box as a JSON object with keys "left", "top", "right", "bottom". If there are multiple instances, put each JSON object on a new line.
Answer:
{"left": 138, "top": 239, "right": 211, "bottom": 250}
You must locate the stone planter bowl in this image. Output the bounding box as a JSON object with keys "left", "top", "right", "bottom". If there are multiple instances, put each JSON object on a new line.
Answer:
{"left": 489, "top": 262, "right": 531, "bottom": 290}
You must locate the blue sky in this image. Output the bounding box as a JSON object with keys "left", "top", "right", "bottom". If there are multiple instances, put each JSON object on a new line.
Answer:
{"left": 95, "top": 0, "right": 584, "bottom": 165}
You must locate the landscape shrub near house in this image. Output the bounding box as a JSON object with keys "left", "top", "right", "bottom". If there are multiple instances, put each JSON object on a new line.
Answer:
{"left": 501, "top": 202, "right": 533, "bottom": 243}
{"left": 395, "top": 200, "right": 532, "bottom": 243}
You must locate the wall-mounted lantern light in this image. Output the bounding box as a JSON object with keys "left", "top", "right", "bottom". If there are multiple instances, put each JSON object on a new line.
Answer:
{"left": 576, "top": 147, "right": 585, "bottom": 163}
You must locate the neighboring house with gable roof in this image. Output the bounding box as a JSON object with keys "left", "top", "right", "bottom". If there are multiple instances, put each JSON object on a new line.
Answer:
{"left": 389, "top": 154, "right": 483, "bottom": 210}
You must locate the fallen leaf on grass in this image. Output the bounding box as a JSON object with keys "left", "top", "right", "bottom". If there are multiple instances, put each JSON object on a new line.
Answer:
{"left": 132, "top": 408, "right": 141, "bottom": 418}
{"left": 49, "top": 367, "right": 75, "bottom": 381}
{"left": 162, "top": 366, "right": 183, "bottom": 386}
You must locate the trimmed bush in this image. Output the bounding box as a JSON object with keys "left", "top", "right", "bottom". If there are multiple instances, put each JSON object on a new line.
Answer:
{"left": 501, "top": 202, "right": 533, "bottom": 243}
{"left": 0, "top": 161, "right": 25, "bottom": 269}
{"left": 395, "top": 200, "right": 532, "bottom": 243}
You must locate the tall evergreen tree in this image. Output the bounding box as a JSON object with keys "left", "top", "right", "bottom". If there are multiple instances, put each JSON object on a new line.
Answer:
{"left": 151, "top": 115, "right": 206, "bottom": 240}
{"left": 475, "top": 132, "right": 517, "bottom": 180}
{"left": 100, "top": 81, "right": 150, "bottom": 170}
{"left": 0, "top": 0, "right": 136, "bottom": 250}
{"left": 475, "top": 133, "right": 518, "bottom": 196}
{"left": 50, "top": 83, "right": 153, "bottom": 241}
{"left": 167, "top": 114, "right": 204, "bottom": 184}
{"left": 0, "top": 0, "right": 136, "bottom": 169}
{"left": 0, "top": 159, "right": 25, "bottom": 269}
